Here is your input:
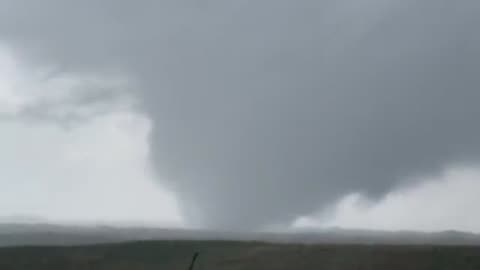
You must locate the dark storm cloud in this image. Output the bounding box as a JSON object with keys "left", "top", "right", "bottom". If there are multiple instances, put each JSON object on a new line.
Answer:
{"left": 2, "top": 0, "right": 480, "bottom": 230}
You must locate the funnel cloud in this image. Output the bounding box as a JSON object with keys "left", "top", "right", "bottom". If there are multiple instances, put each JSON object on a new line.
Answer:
{"left": 1, "top": 0, "right": 480, "bottom": 230}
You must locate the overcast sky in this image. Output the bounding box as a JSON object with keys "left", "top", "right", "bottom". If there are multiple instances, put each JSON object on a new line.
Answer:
{"left": 1, "top": 0, "right": 480, "bottom": 232}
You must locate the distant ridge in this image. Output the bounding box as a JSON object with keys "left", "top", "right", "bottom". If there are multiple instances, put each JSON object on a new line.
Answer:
{"left": 1, "top": 223, "right": 480, "bottom": 247}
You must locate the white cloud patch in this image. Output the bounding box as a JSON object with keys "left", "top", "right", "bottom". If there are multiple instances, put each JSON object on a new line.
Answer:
{"left": 294, "top": 167, "right": 480, "bottom": 233}
{"left": 0, "top": 45, "right": 26, "bottom": 114}
{"left": 0, "top": 43, "right": 183, "bottom": 227}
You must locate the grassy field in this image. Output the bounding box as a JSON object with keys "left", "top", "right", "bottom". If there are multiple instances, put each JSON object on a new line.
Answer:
{"left": 1, "top": 240, "right": 480, "bottom": 269}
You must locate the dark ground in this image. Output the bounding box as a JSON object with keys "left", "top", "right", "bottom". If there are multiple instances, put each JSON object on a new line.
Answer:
{"left": 1, "top": 240, "right": 480, "bottom": 270}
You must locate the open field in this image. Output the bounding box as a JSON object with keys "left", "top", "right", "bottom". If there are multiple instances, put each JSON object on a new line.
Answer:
{"left": 1, "top": 240, "right": 480, "bottom": 270}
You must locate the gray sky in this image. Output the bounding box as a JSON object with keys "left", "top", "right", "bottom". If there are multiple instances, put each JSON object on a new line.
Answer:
{"left": 1, "top": 0, "right": 480, "bottom": 232}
